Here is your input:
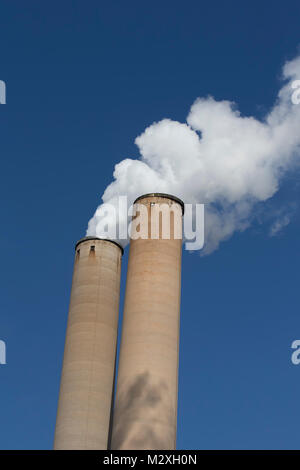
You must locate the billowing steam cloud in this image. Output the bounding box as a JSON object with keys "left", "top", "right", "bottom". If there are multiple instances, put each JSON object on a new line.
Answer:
{"left": 87, "top": 54, "right": 300, "bottom": 254}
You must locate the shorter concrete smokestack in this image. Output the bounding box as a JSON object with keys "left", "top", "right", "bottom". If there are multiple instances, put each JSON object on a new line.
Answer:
{"left": 54, "top": 237, "right": 123, "bottom": 450}
{"left": 111, "top": 193, "right": 184, "bottom": 450}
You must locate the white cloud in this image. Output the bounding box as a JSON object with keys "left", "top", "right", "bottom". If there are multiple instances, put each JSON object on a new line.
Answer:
{"left": 269, "top": 215, "right": 292, "bottom": 237}
{"left": 87, "top": 54, "right": 300, "bottom": 253}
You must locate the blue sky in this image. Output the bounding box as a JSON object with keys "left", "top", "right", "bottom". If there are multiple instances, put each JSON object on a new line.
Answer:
{"left": 0, "top": 0, "right": 300, "bottom": 449}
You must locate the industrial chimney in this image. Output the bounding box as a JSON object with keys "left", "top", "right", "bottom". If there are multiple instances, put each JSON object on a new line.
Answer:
{"left": 111, "top": 193, "right": 184, "bottom": 450}
{"left": 54, "top": 237, "right": 123, "bottom": 450}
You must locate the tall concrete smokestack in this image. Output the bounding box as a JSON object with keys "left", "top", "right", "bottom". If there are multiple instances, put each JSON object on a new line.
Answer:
{"left": 54, "top": 237, "right": 123, "bottom": 450}
{"left": 111, "top": 193, "right": 184, "bottom": 450}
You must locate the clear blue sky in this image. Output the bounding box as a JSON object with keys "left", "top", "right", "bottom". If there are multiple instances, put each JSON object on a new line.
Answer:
{"left": 0, "top": 0, "right": 299, "bottom": 450}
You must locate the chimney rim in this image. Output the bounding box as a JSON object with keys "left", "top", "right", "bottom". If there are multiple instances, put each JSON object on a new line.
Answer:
{"left": 75, "top": 236, "right": 124, "bottom": 255}
{"left": 134, "top": 193, "right": 184, "bottom": 214}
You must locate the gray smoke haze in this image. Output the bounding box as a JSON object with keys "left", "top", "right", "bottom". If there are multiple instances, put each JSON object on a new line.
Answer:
{"left": 87, "top": 54, "right": 300, "bottom": 254}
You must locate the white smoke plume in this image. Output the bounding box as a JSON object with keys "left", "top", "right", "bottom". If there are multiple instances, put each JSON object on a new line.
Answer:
{"left": 87, "top": 54, "right": 300, "bottom": 254}
{"left": 270, "top": 214, "right": 292, "bottom": 237}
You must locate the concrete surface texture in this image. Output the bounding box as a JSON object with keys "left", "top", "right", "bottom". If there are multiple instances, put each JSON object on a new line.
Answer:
{"left": 111, "top": 194, "right": 183, "bottom": 450}
{"left": 54, "top": 238, "right": 122, "bottom": 450}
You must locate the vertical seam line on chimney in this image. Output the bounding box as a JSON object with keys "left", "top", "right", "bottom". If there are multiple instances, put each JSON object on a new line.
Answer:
{"left": 84, "top": 242, "right": 102, "bottom": 449}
